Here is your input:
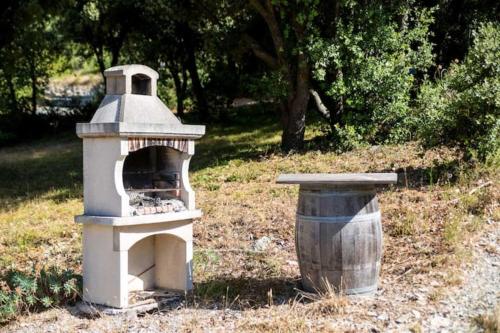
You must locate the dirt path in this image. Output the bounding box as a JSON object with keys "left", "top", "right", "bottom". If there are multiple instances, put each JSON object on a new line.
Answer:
{"left": 420, "top": 227, "right": 499, "bottom": 332}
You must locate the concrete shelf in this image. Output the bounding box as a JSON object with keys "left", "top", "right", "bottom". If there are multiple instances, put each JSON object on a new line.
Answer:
{"left": 75, "top": 209, "right": 202, "bottom": 226}
{"left": 76, "top": 122, "right": 205, "bottom": 139}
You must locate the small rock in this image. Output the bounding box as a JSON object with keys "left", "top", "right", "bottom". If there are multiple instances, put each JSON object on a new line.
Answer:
{"left": 395, "top": 314, "right": 410, "bottom": 324}
{"left": 253, "top": 236, "right": 272, "bottom": 251}
{"left": 322, "top": 321, "right": 337, "bottom": 332}
{"left": 412, "top": 310, "right": 421, "bottom": 319}
{"left": 377, "top": 313, "right": 388, "bottom": 321}
{"left": 429, "top": 315, "right": 451, "bottom": 329}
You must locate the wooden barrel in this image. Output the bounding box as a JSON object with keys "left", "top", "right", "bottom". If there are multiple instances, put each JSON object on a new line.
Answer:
{"left": 295, "top": 185, "right": 382, "bottom": 295}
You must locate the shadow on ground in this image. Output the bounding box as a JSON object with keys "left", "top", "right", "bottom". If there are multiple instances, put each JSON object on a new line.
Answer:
{"left": 191, "top": 276, "right": 301, "bottom": 309}
{"left": 374, "top": 159, "right": 465, "bottom": 190}
{"left": 53, "top": 276, "right": 302, "bottom": 322}
{"left": 191, "top": 105, "right": 283, "bottom": 171}
{"left": 0, "top": 136, "right": 83, "bottom": 212}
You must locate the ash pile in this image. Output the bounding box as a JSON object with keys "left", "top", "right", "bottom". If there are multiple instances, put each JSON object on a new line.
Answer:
{"left": 128, "top": 192, "right": 186, "bottom": 216}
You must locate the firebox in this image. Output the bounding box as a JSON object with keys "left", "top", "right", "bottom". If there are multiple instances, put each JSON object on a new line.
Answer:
{"left": 123, "top": 145, "right": 185, "bottom": 216}
{"left": 74, "top": 64, "right": 205, "bottom": 309}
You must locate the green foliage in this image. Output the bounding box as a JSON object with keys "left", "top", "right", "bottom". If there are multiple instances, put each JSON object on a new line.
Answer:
{"left": 0, "top": 1, "right": 63, "bottom": 115}
{"left": 244, "top": 71, "right": 289, "bottom": 102}
{"left": 0, "top": 0, "right": 497, "bottom": 152}
{"left": 310, "top": 2, "right": 434, "bottom": 144}
{"left": 329, "top": 124, "right": 365, "bottom": 152}
{"left": 0, "top": 267, "right": 81, "bottom": 324}
{"left": 416, "top": 22, "right": 500, "bottom": 161}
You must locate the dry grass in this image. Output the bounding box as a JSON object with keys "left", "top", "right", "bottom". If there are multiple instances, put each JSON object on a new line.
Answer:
{"left": 475, "top": 306, "right": 500, "bottom": 333}
{"left": 0, "top": 107, "right": 498, "bottom": 329}
{"left": 0, "top": 135, "right": 82, "bottom": 271}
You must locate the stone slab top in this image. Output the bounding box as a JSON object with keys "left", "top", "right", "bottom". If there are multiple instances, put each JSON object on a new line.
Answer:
{"left": 76, "top": 122, "right": 205, "bottom": 139}
{"left": 276, "top": 173, "right": 398, "bottom": 186}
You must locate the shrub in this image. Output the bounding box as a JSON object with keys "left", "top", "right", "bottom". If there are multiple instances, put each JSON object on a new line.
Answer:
{"left": 311, "top": 3, "right": 434, "bottom": 144}
{"left": 416, "top": 22, "right": 500, "bottom": 161}
{"left": 0, "top": 267, "right": 81, "bottom": 324}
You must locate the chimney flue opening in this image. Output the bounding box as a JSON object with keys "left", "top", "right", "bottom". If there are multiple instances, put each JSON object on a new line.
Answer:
{"left": 131, "top": 74, "right": 152, "bottom": 95}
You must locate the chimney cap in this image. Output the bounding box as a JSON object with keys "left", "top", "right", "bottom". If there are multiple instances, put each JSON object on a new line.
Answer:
{"left": 104, "top": 64, "right": 159, "bottom": 80}
{"left": 105, "top": 64, "right": 159, "bottom": 96}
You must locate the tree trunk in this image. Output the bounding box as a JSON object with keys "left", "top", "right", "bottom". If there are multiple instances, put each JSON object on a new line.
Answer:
{"left": 185, "top": 52, "right": 208, "bottom": 121}
{"left": 310, "top": 89, "right": 331, "bottom": 121}
{"left": 182, "top": 25, "right": 209, "bottom": 122}
{"left": 169, "top": 65, "right": 185, "bottom": 117}
{"left": 110, "top": 33, "right": 125, "bottom": 68}
{"left": 220, "top": 58, "right": 238, "bottom": 123}
{"left": 332, "top": 95, "right": 344, "bottom": 127}
{"left": 5, "top": 74, "right": 18, "bottom": 113}
{"left": 281, "top": 99, "right": 307, "bottom": 152}
{"left": 181, "top": 68, "right": 188, "bottom": 113}
{"left": 330, "top": 68, "right": 344, "bottom": 131}
{"left": 110, "top": 48, "right": 119, "bottom": 67}
{"left": 281, "top": 56, "right": 310, "bottom": 152}
{"left": 249, "top": 0, "right": 311, "bottom": 151}
{"left": 30, "top": 59, "right": 37, "bottom": 114}
{"left": 93, "top": 44, "right": 106, "bottom": 82}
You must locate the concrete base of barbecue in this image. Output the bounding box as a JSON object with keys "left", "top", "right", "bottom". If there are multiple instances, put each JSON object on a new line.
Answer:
{"left": 76, "top": 217, "right": 194, "bottom": 309}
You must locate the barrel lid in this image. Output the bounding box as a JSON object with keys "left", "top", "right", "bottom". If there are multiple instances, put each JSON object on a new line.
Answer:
{"left": 276, "top": 173, "right": 397, "bottom": 186}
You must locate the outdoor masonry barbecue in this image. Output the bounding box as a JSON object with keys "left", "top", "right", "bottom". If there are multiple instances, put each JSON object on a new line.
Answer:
{"left": 74, "top": 64, "right": 205, "bottom": 309}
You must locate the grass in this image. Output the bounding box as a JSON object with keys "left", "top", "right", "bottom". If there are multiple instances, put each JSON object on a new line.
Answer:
{"left": 0, "top": 105, "right": 498, "bottom": 329}
{"left": 475, "top": 306, "right": 500, "bottom": 333}
{"left": 0, "top": 134, "right": 82, "bottom": 270}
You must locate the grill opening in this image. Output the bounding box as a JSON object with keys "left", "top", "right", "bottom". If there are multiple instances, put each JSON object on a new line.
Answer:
{"left": 123, "top": 146, "right": 185, "bottom": 215}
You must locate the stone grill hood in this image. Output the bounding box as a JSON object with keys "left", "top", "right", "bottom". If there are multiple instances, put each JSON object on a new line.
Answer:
{"left": 76, "top": 64, "right": 205, "bottom": 139}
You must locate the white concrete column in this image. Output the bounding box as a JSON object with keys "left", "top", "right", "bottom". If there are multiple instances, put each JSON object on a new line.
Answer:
{"left": 82, "top": 224, "right": 129, "bottom": 308}
{"left": 83, "top": 137, "right": 129, "bottom": 216}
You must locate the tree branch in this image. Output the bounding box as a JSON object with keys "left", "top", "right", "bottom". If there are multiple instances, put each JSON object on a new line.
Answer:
{"left": 243, "top": 34, "right": 279, "bottom": 69}
{"left": 249, "top": 0, "right": 290, "bottom": 82}
{"left": 309, "top": 89, "right": 331, "bottom": 120}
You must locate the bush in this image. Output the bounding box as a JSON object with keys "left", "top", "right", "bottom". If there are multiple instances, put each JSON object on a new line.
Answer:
{"left": 0, "top": 267, "right": 81, "bottom": 324}
{"left": 416, "top": 22, "right": 500, "bottom": 161}
{"left": 310, "top": 3, "right": 434, "bottom": 144}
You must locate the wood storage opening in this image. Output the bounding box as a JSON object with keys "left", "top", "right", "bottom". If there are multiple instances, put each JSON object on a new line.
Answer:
{"left": 277, "top": 173, "right": 397, "bottom": 295}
